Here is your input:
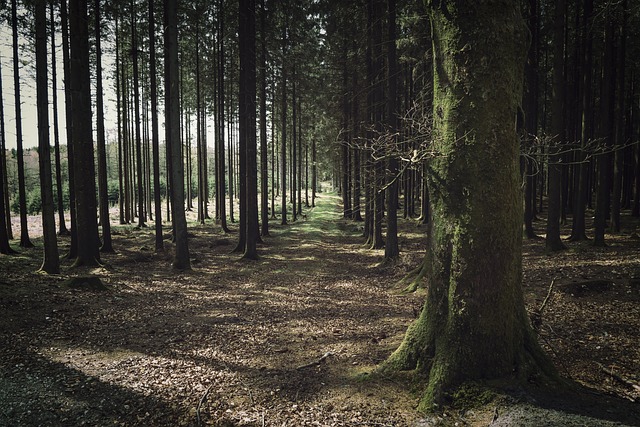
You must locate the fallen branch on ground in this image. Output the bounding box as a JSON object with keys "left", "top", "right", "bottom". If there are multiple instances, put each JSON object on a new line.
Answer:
{"left": 598, "top": 363, "right": 640, "bottom": 393}
{"left": 297, "top": 352, "right": 333, "bottom": 370}
{"left": 196, "top": 384, "right": 213, "bottom": 427}
{"left": 532, "top": 278, "right": 555, "bottom": 331}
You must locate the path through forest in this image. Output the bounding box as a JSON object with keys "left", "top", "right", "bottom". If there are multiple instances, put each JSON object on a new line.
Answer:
{"left": 1, "top": 193, "right": 639, "bottom": 426}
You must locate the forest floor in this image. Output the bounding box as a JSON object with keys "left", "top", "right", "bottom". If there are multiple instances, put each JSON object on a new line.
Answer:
{"left": 1, "top": 193, "right": 639, "bottom": 426}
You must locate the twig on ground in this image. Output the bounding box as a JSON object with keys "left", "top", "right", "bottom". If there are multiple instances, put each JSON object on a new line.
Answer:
{"left": 539, "top": 278, "right": 556, "bottom": 314}
{"left": 196, "top": 384, "right": 213, "bottom": 427}
{"left": 598, "top": 363, "right": 640, "bottom": 392}
{"left": 532, "top": 278, "right": 555, "bottom": 331}
{"left": 296, "top": 351, "right": 333, "bottom": 370}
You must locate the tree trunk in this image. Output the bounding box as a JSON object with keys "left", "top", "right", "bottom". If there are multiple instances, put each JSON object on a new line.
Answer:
{"left": 50, "top": 1, "right": 68, "bottom": 236}
{"left": 292, "top": 64, "right": 298, "bottom": 222}
{"left": 164, "top": 0, "right": 190, "bottom": 270}
{"left": 383, "top": 2, "right": 556, "bottom": 408}
{"left": 35, "top": 0, "right": 60, "bottom": 273}
{"left": 370, "top": 0, "right": 384, "bottom": 250}
{"left": 259, "top": 0, "right": 269, "bottom": 237}
{"left": 280, "top": 23, "right": 288, "bottom": 225}
{"left": 149, "top": 0, "right": 163, "bottom": 252}
{"left": 61, "top": 0, "right": 78, "bottom": 258}
{"left": 69, "top": 0, "right": 101, "bottom": 267}
{"left": 11, "top": 0, "right": 33, "bottom": 248}
{"left": 570, "top": 0, "right": 593, "bottom": 242}
{"left": 0, "top": 54, "right": 15, "bottom": 249}
{"left": 239, "top": 0, "right": 258, "bottom": 259}
{"left": 611, "top": 1, "right": 627, "bottom": 233}
{"left": 546, "top": 0, "right": 567, "bottom": 252}
{"left": 217, "top": 0, "right": 230, "bottom": 233}
{"left": 95, "top": 0, "right": 113, "bottom": 253}
{"left": 311, "top": 127, "right": 316, "bottom": 208}
{"left": 384, "top": 0, "right": 399, "bottom": 260}
{"left": 594, "top": 17, "right": 616, "bottom": 247}
{"left": 132, "top": 2, "right": 146, "bottom": 228}
{"left": 523, "top": 0, "right": 539, "bottom": 239}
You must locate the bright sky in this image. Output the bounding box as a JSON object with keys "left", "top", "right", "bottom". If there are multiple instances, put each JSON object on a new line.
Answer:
{"left": 0, "top": 19, "right": 121, "bottom": 152}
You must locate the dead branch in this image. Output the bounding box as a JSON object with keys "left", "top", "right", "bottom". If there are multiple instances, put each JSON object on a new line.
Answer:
{"left": 598, "top": 363, "right": 640, "bottom": 392}
{"left": 296, "top": 351, "right": 333, "bottom": 370}
{"left": 196, "top": 384, "right": 213, "bottom": 427}
{"left": 539, "top": 278, "right": 556, "bottom": 315}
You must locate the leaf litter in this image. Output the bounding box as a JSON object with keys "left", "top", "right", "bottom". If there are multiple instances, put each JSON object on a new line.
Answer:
{"left": 0, "top": 195, "right": 639, "bottom": 426}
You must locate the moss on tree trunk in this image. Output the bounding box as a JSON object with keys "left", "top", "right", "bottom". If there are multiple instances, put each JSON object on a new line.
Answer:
{"left": 382, "top": 1, "right": 557, "bottom": 410}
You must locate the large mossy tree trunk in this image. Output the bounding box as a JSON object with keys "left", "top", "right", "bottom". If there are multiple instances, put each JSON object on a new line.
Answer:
{"left": 382, "top": 1, "right": 556, "bottom": 409}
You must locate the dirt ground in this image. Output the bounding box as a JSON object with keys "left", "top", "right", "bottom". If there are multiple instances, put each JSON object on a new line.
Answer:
{"left": 1, "top": 193, "right": 639, "bottom": 426}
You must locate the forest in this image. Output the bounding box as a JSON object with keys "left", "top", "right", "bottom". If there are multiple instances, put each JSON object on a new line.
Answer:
{"left": 0, "top": 0, "right": 639, "bottom": 426}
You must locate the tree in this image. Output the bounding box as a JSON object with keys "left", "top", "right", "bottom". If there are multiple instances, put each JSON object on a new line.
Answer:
{"left": 280, "top": 20, "right": 288, "bottom": 225}
{"left": 569, "top": 0, "right": 593, "bottom": 242}
{"left": 11, "top": 0, "right": 34, "bottom": 248}
{"left": 238, "top": 0, "right": 258, "bottom": 260}
{"left": 149, "top": 0, "right": 163, "bottom": 252}
{"left": 165, "top": 0, "right": 190, "bottom": 270}
{"left": 95, "top": 0, "right": 114, "bottom": 253}
{"left": 61, "top": 0, "right": 79, "bottom": 259}
{"left": 131, "top": 0, "right": 146, "bottom": 229}
{"left": 382, "top": 1, "right": 556, "bottom": 408}
{"left": 384, "top": 0, "right": 399, "bottom": 260}
{"left": 69, "top": 0, "right": 101, "bottom": 267}
{"left": 50, "top": 1, "right": 69, "bottom": 236}
{"left": 259, "top": 0, "right": 270, "bottom": 237}
{"left": 0, "top": 57, "right": 15, "bottom": 251}
{"left": 545, "top": 0, "right": 567, "bottom": 252}
{"left": 35, "top": 0, "right": 59, "bottom": 273}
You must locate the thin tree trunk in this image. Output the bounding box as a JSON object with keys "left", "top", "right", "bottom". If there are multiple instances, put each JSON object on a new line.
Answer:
{"left": 132, "top": 2, "right": 146, "bottom": 228}
{"left": 61, "top": 0, "right": 78, "bottom": 257}
{"left": 95, "top": 0, "right": 113, "bottom": 252}
{"left": 149, "top": 0, "right": 163, "bottom": 252}
{"left": 546, "top": 0, "right": 567, "bottom": 252}
{"left": 217, "top": 0, "right": 230, "bottom": 232}
{"left": 11, "top": 0, "right": 33, "bottom": 248}
{"left": 164, "top": 0, "right": 190, "bottom": 269}
{"left": 570, "top": 0, "right": 593, "bottom": 242}
{"left": 292, "top": 64, "right": 298, "bottom": 222}
{"left": 69, "top": 0, "right": 101, "bottom": 267}
{"left": 280, "top": 23, "right": 288, "bottom": 225}
{"left": 35, "top": 0, "right": 59, "bottom": 273}
{"left": 594, "top": 17, "right": 616, "bottom": 247}
{"left": 259, "top": 0, "right": 269, "bottom": 236}
{"left": 385, "top": 0, "right": 399, "bottom": 260}
{"left": 0, "top": 52, "right": 13, "bottom": 242}
{"left": 50, "top": 1, "right": 68, "bottom": 236}
{"left": 240, "top": 0, "right": 258, "bottom": 259}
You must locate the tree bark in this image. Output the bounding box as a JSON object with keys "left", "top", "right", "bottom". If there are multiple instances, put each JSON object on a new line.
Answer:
{"left": 545, "top": 0, "right": 567, "bottom": 252}
{"left": 95, "top": 0, "right": 114, "bottom": 253}
{"left": 238, "top": 0, "right": 258, "bottom": 259}
{"left": 0, "top": 56, "right": 14, "bottom": 254}
{"left": 69, "top": 0, "right": 101, "bottom": 266}
{"left": 259, "top": 0, "right": 269, "bottom": 237}
{"left": 594, "top": 16, "right": 616, "bottom": 247}
{"left": 280, "top": 22, "right": 288, "bottom": 225}
{"left": 11, "top": 0, "right": 33, "bottom": 248}
{"left": 164, "top": 0, "right": 190, "bottom": 269}
{"left": 35, "top": 0, "right": 60, "bottom": 273}
{"left": 149, "top": 0, "right": 163, "bottom": 252}
{"left": 50, "top": 1, "right": 68, "bottom": 236}
{"left": 60, "top": 0, "right": 78, "bottom": 257}
{"left": 384, "top": 0, "right": 399, "bottom": 260}
{"left": 131, "top": 1, "right": 146, "bottom": 228}
{"left": 383, "top": 1, "right": 556, "bottom": 408}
